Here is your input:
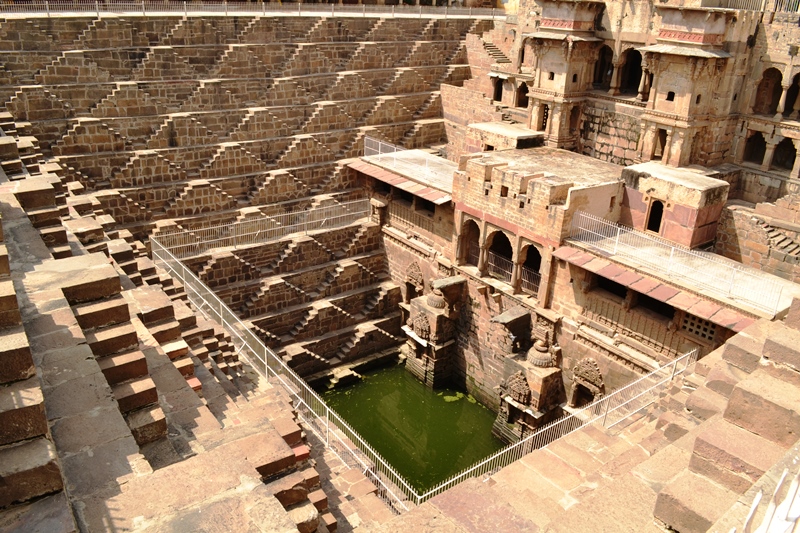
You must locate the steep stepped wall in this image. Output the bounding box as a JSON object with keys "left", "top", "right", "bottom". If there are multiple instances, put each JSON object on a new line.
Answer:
{"left": 0, "top": 14, "right": 490, "bottom": 235}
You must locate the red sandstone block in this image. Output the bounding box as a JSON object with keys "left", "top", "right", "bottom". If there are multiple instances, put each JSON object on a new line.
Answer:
{"left": 85, "top": 321, "right": 139, "bottom": 357}
{"left": 112, "top": 377, "right": 157, "bottom": 414}
{"left": 0, "top": 437, "right": 63, "bottom": 508}
{"left": 272, "top": 417, "right": 303, "bottom": 447}
{"left": 293, "top": 444, "right": 310, "bottom": 463}
{"left": 724, "top": 369, "right": 800, "bottom": 448}
{"left": 0, "top": 327, "right": 35, "bottom": 385}
{"left": 126, "top": 405, "right": 167, "bottom": 446}
{"left": 689, "top": 418, "right": 786, "bottom": 493}
{"left": 97, "top": 350, "right": 148, "bottom": 386}
{"left": 71, "top": 295, "right": 129, "bottom": 330}
{"left": 654, "top": 470, "right": 737, "bottom": 533}
{"left": 308, "top": 489, "right": 328, "bottom": 512}
{"left": 0, "top": 377, "right": 47, "bottom": 446}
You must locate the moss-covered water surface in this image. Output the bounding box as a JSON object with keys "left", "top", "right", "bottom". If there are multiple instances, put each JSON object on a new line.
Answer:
{"left": 321, "top": 364, "right": 504, "bottom": 492}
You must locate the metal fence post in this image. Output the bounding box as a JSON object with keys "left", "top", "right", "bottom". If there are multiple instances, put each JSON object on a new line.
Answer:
{"left": 184, "top": 1, "right": 187, "bottom": 15}
{"left": 95, "top": 0, "right": 99, "bottom": 16}
{"left": 601, "top": 398, "right": 610, "bottom": 426}
{"left": 141, "top": 0, "right": 145, "bottom": 16}
{"left": 325, "top": 407, "right": 330, "bottom": 446}
{"left": 46, "top": 0, "right": 50, "bottom": 17}
{"left": 613, "top": 225, "right": 621, "bottom": 255}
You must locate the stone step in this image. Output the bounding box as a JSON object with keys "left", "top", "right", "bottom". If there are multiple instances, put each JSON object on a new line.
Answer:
{"left": 117, "top": 258, "right": 139, "bottom": 275}
{"left": 271, "top": 416, "right": 303, "bottom": 448}
{"left": 39, "top": 226, "right": 67, "bottom": 247}
{"left": 97, "top": 350, "right": 148, "bottom": 386}
{"left": 136, "top": 257, "right": 157, "bottom": 277}
{"left": 654, "top": 470, "right": 738, "bottom": 533}
{"left": 127, "top": 285, "right": 176, "bottom": 326}
{"left": 0, "top": 279, "right": 22, "bottom": 328}
{"left": 111, "top": 376, "right": 158, "bottom": 414}
{"left": 0, "top": 491, "right": 76, "bottom": 533}
{"left": 172, "top": 356, "right": 194, "bottom": 377}
{"left": 183, "top": 323, "right": 215, "bottom": 348}
{"left": 107, "top": 238, "right": 134, "bottom": 264}
{"left": 0, "top": 326, "right": 35, "bottom": 385}
{"left": 85, "top": 321, "right": 139, "bottom": 357}
{"left": 287, "top": 499, "right": 319, "bottom": 533}
{"left": 688, "top": 417, "right": 786, "bottom": 494}
{"left": 265, "top": 466, "right": 320, "bottom": 508}
{"left": 172, "top": 300, "right": 197, "bottom": 330}
{"left": 0, "top": 377, "right": 47, "bottom": 447}
{"left": 149, "top": 319, "right": 182, "bottom": 344}
{"left": 308, "top": 488, "right": 328, "bottom": 512}
{"left": 126, "top": 404, "right": 167, "bottom": 446}
{"left": 161, "top": 339, "right": 189, "bottom": 361}
{"left": 51, "top": 245, "right": 72, "bottom": 259}
{"left": 723, "top": 368, "right": 800, "bottom": 448}
{"left": 237, "top": 432, "right": 297, "bottom": 480}
{"left": 0, "top": 437, "right": 63, "bottom": 508}
{"left": 71, "top": 294, "right": 129, "bottom": 330}
{"left": 684, "top": 386, "right": 727, "bottom": 422}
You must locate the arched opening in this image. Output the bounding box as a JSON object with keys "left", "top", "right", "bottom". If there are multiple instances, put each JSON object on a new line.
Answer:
{"left": 567, "top": 358, "right": 605, "bottom": 409}
{"left": 619, "top": 49, "right": 642, "bottom": 95}
{"left": 516, "top": 83, "right": 529, "bottom": 109}
{"left": 647, "top": 200, "right": 664, "bottom": 233}
{"left": 753, "top": 68, "right": 783, "bottom": 115}
{"left": 462, "top": 219, "right": 481, "bottom": 267}
{"left": 520, "top": 245, "right": 542, "bottom": 295}
{"left": 785, "top": 73, "right": 800, "bottom": 118}
{"left": 492, "top": 78, "right": 503, "bottom": 102}
{"left": 743, "top": 131, "right": 767, "bottom": 165}
{"left": 593, "top": 45, "right": 613, "bottom": 90}
{"left": 569, "top": 106, "right": 580, "bottom": 134}
{"left": 772, "top": 138, "right": 797, "bottom": 171}
{"left": 486, "top": 231, "right": 513, "bottom": 283}
{"left": 405, "top": 262, "right": 424, "bottom": 304}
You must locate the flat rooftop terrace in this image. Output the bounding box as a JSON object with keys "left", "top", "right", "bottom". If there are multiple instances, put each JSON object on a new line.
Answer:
{"left": 469, "top": 147, "right": 624, "bottom": 187}
{"left": 354, "top": 149, "right": 457, "bottom": 204}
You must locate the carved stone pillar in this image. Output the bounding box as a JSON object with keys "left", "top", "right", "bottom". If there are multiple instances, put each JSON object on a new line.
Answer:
{"left": 792, "top": 139, "right": 800, "bottom": 180}
{"left": 477, "top": 245, "right": 488, "bottom": 275}
{"left": 793, "top": 91, "right": 800, "bottom": 120}
{"left": 608, "top": 61, "right": 623, "bottom": 96}
{"left": 510, "top": 259, "right": 522, "bottom": 294}
{"left": 636, "top": 60, "right": 650, "bottom": 102}
{"left": 775, "top": 84, "right": 791, "bottom": 118}
{"left": 761, "top": 139, "right": 779, "bottom": 171}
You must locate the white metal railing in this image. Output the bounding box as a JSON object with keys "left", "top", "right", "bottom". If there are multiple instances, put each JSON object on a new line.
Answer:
{"left": 736, "top": 467, "right": 800, "bottom": 533}
{"left": 155, "top": 198, "right": 370, "bottom": 259}
{"left": 152, "top": 230, "right": 698, "bottom": 509}
{"left": 387, "top": 200, "right": 434, "bottom": 234}
{"left": 700, "top": 0, "right": 765, "bottom": 9}
{"left": 519, "top": 265, "right": 540, "bottom": 296}
{"left": 150, "top": 237, "right": 418, "bottom": 512}
{"left": 486, "top": 250, "right": 512, "bottom": 283}
{"left": 773, "top": 0, "right": 800, "bottom": 12}
{"left": 364, "top": 136, "right": 405, "bottom": 157}
{"left": 416, "top": 347, "right": 699, "bottom": 502}
{"left": 0, "top": 0, "right": 500, "bottom": 18}
{"left": 569, "top": 211, "right": 785, "bottom": 315}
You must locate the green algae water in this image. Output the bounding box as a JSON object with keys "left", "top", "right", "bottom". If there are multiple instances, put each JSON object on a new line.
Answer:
{"left": 321, "top": 364, "right": 504, "bottom": 492}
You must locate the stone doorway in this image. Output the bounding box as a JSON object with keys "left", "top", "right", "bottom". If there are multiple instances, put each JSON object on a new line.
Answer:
{"left": 567, "top": 358, "right": 605, "bottom": 408}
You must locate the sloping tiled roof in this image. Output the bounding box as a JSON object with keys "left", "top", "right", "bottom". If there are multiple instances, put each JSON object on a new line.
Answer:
{"left": 553, "top": 245, "right": 755, "bottom": 332}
